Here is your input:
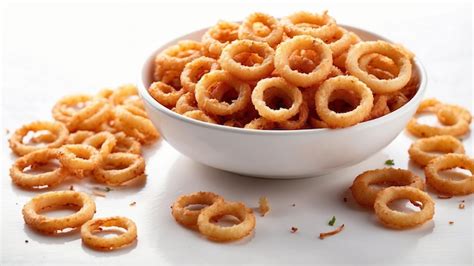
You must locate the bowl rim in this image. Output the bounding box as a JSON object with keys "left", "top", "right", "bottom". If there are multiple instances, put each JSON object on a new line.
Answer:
{"left": 139, "top": 24, "right": 427, "bottom": 136}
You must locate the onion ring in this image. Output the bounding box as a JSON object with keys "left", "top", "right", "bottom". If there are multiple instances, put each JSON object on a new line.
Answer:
{"left": 10, "top": 148, "right": 67, "bottom": 189}
{"left": 9, "top": 121, "right": 69, "bottom": 156}
{"left": 281, "top": 11, "right": 337, "bottom": 40}
{"left": 238, "top": 12, "right": 283, "bottom": 47}
{"left": 197, "top": 201, "right": 256, "bottom": 242}
{"left": 114, "top": 105, "right": 159, "bottom": 144}
{"left": 58, "top": 144, "right": 102, "bottom": 173}
{"left": 278, "top": 101, "right": 309, "bottom": 130}
{"left": 424, "top": 154, "right": 474, "bottom": 195}
{"left": 275, "top": 35, "right": 333, "bottom": 87}
{"left": 244, "top": 117, "right": 275, "bottom": 129}
{"left": 22, "top": 191, "right": 96, "bottom": 233}
{"left": 219, "top": 40, "right": 275, "bottom": 81}
{"left": 155, "top": 40, "right": 202, "bottom": 70}
{"left": 66, "top": 131, "right": 95, "bottom": 144}
{"left": 175, "top": 92, "right": 198, "bottom": 114}
{"left": 251, "top": 77, "right": 303, "bottom": 122}
{"left": 195, "top": 70, "right": 251, "bottom": 116}
{"left": 83, "top": 131, "right": 117, "bottom": 158}
{"left": 409, "top": 136, "right": 465, "bottom": 166}
{"left": 351, "top": 168, "right": 425, "bottom": 208}
{"left": 346, "top": 41, "right": 412, "bottom": 93}
{"left": 81, "top": 216, "right": 137, "bottom": 251}
{"left": 93, "top": 152, "right": 145, "bottom": 186}
{"left": 315, "top": 76, "right": 373, "bottom": 128}
{"left": 52, "top": 94, "right": 92, "bottom": 123}
{"left": 148, "top": 81, "right": 185, "bottom": 108}
{"left": 202, "top": 21, "right": 240, "bottom": 59}
{"left": 183, "top": 110, "right": 218, "bottom": 124}
{"left": 171, "top": 192, "right": 224, "bottom": 228}
{"left": 180, "top": 57, "right": 220, "bottom": 94}
{"left": 112, "top": 132, "right": 141, "bottom": 154}
{"left": 323, "top": 27, "right": 359, "bottom": 57}
{"left": 374, "top": 186, "right": 435, "bottom": 229}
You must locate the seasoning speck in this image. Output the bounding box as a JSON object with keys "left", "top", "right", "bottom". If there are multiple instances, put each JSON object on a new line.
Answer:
{"left": 129, "top": 201, "right": 136, "bottom": 206}
{"left": 290, "top": 227, "right": 298, "bottom": 233}
{"left": 25, "top": 240, "right": 29, "bottom": 243}
{"left": 449, "top": 221, "right": 454, "bottom": 225}
{"left": 459, "top": 203, "right": 465, "bottom": 209}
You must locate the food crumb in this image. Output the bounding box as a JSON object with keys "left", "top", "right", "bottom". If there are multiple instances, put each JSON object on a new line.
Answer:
{"left": 459, "top": 203, "right": 465, "bottom": 209}
{"left": 258, "top": 196, "right": 270, "bottom": 216}
{"left": 129, "top": 201, "right": 136, "bottom": 206}
{"left": 449, "top": 221, "right": 454, "bottom": 225}
{"left": 291, "top": 203, "right": 296, "bottom": 207}
{"left": 437, "top": 195, "right": 452, "bottom": 199}
{"left": 92, "top": 190, "right": 107, "bottom": 197}
{"left": 69, "top": 185, "right": 74, "bottom": 191}
{"left": 319, "top": 224, "right": 345, "bottom": 240}
{"left": 6, "top": 129, "right": 10, "bottom": 134}
{"left": 343, "top": 197, "right": 347, "bottom": 203}
{"left": 25, "top": 240, "right": 29, "bottom": 243}
{"left": 290, "top": 227, "right": 298, "bottom": 233}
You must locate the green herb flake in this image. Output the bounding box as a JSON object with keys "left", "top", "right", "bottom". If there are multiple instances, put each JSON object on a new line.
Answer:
{"left": 385, "top": 159, "right": 395, "bottom": 166}
{"left": 328, "top": 216, "right": 336, "bottom": 226}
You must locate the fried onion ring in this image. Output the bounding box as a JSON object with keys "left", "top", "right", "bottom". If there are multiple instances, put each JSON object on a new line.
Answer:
{"left": 175, "top": 92, "right": 198, "bottom": 114}
{"left": 278, "top": 101, "right": 309, "bottom": 130}
{"left": 66, "top": 131, "right": 95, "bottom": 144}
{"left": 244, "top": 117, "right": 275, "bottom": 130}
{"left": 10, "top": 148, "right": 67, "bottom": 189}
{"left": 323, "top": 27, "right": 359, "bottom": 57}
{"left": 197, "top": 201, "right": 256, "bottom": 242}
{"left": 171, "top": 192, "right": 224, "bottom": 228}
{"left": 275, "top": 35, "right": 333, "bottom": 87}
{"left": 180, "top": 57, "right": 220, "bottom": 94}
{"left": 22, "top": 191, "right": 96, "bottom": 233}
{"left": 81, "top": 216, "right": 137, "bottom": 251}
{"left": 424, "top": 154, "right": 474, "bottom": 196}
{"left": 155, "top": 40, "right": 202, "bottom": 70}
{"left": 114, "top": 105, "right": 159, "bottom": 144}
{"left": 9, "top": 121, "right": 69, "bottom": 156}
{"left": 346, "top": 41, "right": 412, "bottom": 93}
{"left": 195, "top": 70, "right": 251, "bottom": 116}
{"left": 58, "top": 144, "right": 102, "bottom": 173}
{"left": 83, "top": 131, "right": 117, "bottom": 158}
{"left": 281, "top": 11, "right": 337, "bottom": 40}
{"left": 315, "top": 76, "right": 373, "bottom": 128}
{"left": 238, "top": 12, "right": 283, "bottom": 47}
{"left": 374, "top": 186, "right": 435, "bottom": 229}
{"left": 148, "top": 81, "right": 185, "bottom": 108}
{"left": 93, "top": 153, "right": 145, "bottom": 186}
{"left": 409, "top": 136, "right": 465, "bottom": 166}
{"left": 351, "top": 168, "right": 425, "bottom": 208}
{"left": 202, "top": 21, "right": 240, "bottom": 59}
{"left": 252, "top": 77, "right": 303, "bottom": 122}
{"left": 183, "top": 110, "right": 217, "bottom": 124}
{"left": 112, "top": 132, "right": 141, "bottom": 154}
{"left": 219, "top": 40, "right": 275, "bottom": 81}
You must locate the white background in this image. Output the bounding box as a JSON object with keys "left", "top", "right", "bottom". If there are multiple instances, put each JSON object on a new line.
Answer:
{"left": 1, "top": 0, "right": 473, "bottom": 265}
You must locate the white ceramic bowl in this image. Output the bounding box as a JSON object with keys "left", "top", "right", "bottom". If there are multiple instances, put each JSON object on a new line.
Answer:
{"left": 139, "top": 25, "right": 427, "bottom": 178}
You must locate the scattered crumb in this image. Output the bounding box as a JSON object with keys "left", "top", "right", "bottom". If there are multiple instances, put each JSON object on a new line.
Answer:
{"left": 319, "top": 224, "right": 345, "bottom": 240}
{"left": 129, "top": 201, "right": 136, "bottom": 206}
{"left": 15, "top": 203, "right": 18, "bottom": 205}
{"left": 459, "top": 203, "right": 465, "bottom": 209}
{"left": 92, "top": 190, "right": 107, "bottom": 197}
{"left": 290, "top": 227, "right": 298, "bottom": 233}
{"left": 25, "top": 240, "right": 29, "bottom": 243}
{"left": 449, "top": 221, "right": 454, "bottom": 225}
{"left": 461, "top": 200, "right": 465, "bottom": 203}
{"left": 437, "top": 195, "right": 452, "bottom": 199}
{"left": 69, "top": 185, "right": 74, "bottom": 191}
{"left": 258, "top": 196, "right": 270, "bottom": 217}
{"left": 93, "top": 186, "right": 112, "bottom": 192}
{"left": 343, "top": 197, "right": 347, "bottom": 203}
{"left": 6, "top": 129, "right": 10, "bottom": 134}
{"left": 291, "top": 203, "right": 296, "bottom": 207}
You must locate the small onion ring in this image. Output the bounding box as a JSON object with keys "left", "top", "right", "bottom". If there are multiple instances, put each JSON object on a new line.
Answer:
{"left": 66, "top": 131, "right": 95, "bottom": 144}
{"left": 201, "top": 21, "right": 240, "bottom": 59}
{"left": 408, "top": 136, "right": 465, "bottom": 166}
{"left": 251, "top": 77, "right": 303, "bottom": 122}
{"left": 155, "top": 40, "right": 202, "bottom": 70}
{"left": 180, "top": 57, "right": 220, "bottom": 94}
{"left": 238, "top": 12, "right": 283, "bottom": 47}
{"left": 323, "top": 27, "right": 359, "bottom": 57}
{"left": 83, "top": 131, "right": 117, "bottom": 158}
{"left": 66, "top": 99, "right": 112, "bottom": 132}
{"left": 148, "top": 81, "right": 185, "bottom": 108}
{"left": 351, "top": 168, "right": 425, "bottom": 208}
{"left": 197, "top": 201, "right": 256, "bottom": 242}
{"left": 9, "top": 121, "right": 69, "bottom": 156}
{"left": 93, "top": 153, "right": 145, "bottom": 186}
{"left": 175, "top": 92, "right": 198, "bottom": 115}
{"left": 278, "top": 101, "right": 309, "bottom": 130}
{"left": 219, "top": 40, "right": 275, "bottom": 81}
{"left": 52, "top": 94, "right": 92, "bottom": 123}
{"left": 112, "top": 132, "right": 141, "bottom": 154}
{"left": 315, "top": 76, "right": 374, "bottom": 128}
{"left": 195, "top": 70, "right": 251, "bottom": 116}
{"left": 114, "top": 105, "right": 159, "bottom": 144}
{"left": 81, "top": 216, "right": 137, "bottom": 251}
{"left": 424, "top": 154, "right": 474, "bottom": 195}
{"left": 244, "top": 117, "right": 275, "bottom": 130}
{"left": 346, "top": 41, "right": 412, "bottom": 94}
{"left": 374, "top": 186, "right": 435, "bottom": 229}
{"left": 275, "top": 35, "right": 333, "bottom": 87}
{"left": 10, "top": 148, "right": 67, "bottom": 189}
{"left": 58, "top": 144, "right": 102, "bottom": 172}
{"left": 183, "top": 110, "right": 218, "bottom": 124}
{"left": 280, "top": 11, "right": 337, "bottom": 40}
{"left": 22, "top": 191, "right": 96, "bottom": 233}
{"left": 171, "top": 192, "right": 224, "bottom": 228}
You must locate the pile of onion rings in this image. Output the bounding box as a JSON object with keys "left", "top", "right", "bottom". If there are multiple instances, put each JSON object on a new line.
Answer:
{"left": 171, "top": 191, "right": 256, "bottom": 242}
{"left": 150, "top": 11, "right": 419, "bottom": 130}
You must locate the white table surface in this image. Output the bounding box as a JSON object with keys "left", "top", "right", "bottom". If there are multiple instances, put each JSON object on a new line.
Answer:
{"left": 1, "top": 1, "right": 473, "bottom": 265}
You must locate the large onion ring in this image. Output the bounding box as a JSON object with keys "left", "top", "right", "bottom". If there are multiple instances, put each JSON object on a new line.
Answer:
{"left": 197, "top": 201, "right": 256, "bottom": 242}
{"left": 251, "top": 77, "right": 303, "bottom": 122}
{"left": 424, "top": 154, "right": 474, "bottom": 195}
{"left": 93, "top": 152, "right": 145, "bottom": 186}
{"left": 315, "top": 76, "right": 374, "bottom": 128}
{"left": 374, "top": 187, "right": 435, "bottom": 229}
{"left": 346, "top": 41, "right": 412, "bottom": 93}
{"left": 9, "top": 121, "right": 69, "bottom": 156}
{"left": 201, "top": 21, "right": 239, "bottom": 59}
{"left": 22, "top": 191, "right": 96, "bottom": 233}
{"left": 195, "top": 70, "right": 251, "bottom": 116}
{"left": 81, "top": 216, "right": 137, "bottom": 251}
{"left": 274, "top": 35, "right": 333, "bottom": 87}
{"left": 171, "top": 192, "right": 224, "bottom": 228}
{"left": 10, "top": 148, "right": 67, "bottom": 189}
{"left": 219, "top": 40, "right": 275, "bottom": 81}
{"left": 409, "top": 136, "right": 465, "bottom": 166}
{"left": 280, "top": 11, "right": 337, "bottom": 40}
{"left": 58, "top": 144, "right": 102, "bottom": 172}
{"left": 351, "top": 168, "right": 425, "bottom": 208}
{"left": 238, "top": 12, "right": 283, "bottom": 47}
